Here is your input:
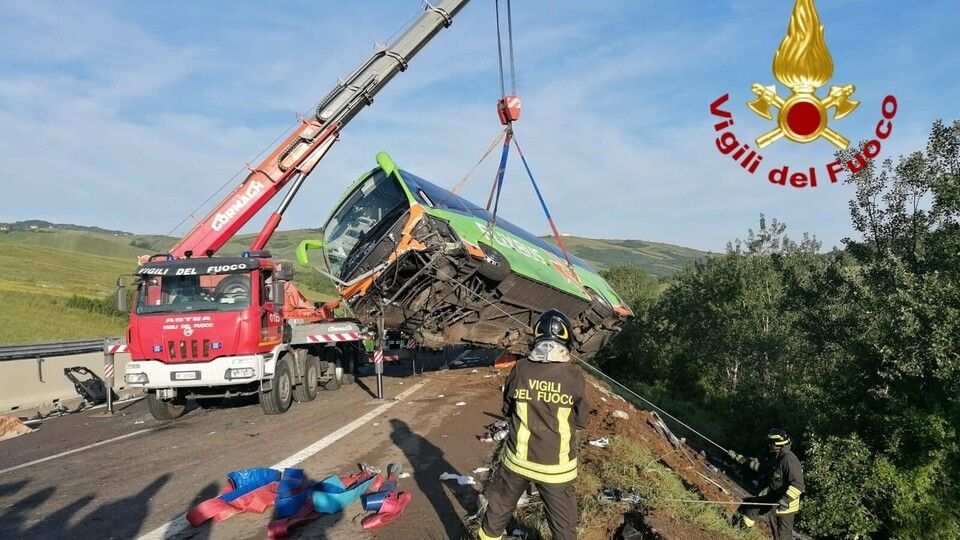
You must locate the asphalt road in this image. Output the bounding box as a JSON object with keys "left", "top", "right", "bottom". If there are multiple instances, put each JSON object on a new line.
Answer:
{"left": 0, "top": 354, "right": 504, "bottom": 540}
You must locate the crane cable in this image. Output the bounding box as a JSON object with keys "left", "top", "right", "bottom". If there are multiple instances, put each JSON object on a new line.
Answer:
{"left": 494, "top": 0, "right": 516, "bottom": 99}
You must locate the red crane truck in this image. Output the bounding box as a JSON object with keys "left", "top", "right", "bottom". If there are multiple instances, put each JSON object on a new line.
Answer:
{"left": 119, "top": 0, "right": 471, "bottom": 420}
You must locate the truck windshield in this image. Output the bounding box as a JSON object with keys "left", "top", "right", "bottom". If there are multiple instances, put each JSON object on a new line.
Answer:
{"left": 136, "top": 274, "right": 252, "bottom": 314}
{"left": 323, "top": 170, "right": 409, "bottom": 278}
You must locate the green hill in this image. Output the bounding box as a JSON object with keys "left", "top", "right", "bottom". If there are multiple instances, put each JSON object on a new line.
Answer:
{"left": 546, "top": 236, "right": 713, "bottom": 278}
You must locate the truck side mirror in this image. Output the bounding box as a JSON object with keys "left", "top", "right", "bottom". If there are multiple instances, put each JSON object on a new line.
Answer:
{"left": 296, "top": 239, "right": 324, "bottom": 268}
{"left": 115, "top": 277, "right": 128, "bottom": 312}
{"left": 271, "top": 281, "right": 286, "bottom": 305}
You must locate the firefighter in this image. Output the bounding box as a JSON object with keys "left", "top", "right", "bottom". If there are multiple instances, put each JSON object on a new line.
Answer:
{"left": 478, "top": 309, "right": 588, "bottom": 540}
{"left": 729, "top": 429, "right": 805, "bottom": 540}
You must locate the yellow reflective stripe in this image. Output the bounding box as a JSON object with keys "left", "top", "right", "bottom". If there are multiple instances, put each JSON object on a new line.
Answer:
{"left": 557, "top": 406, "right": 572, "bottom": 465}
{"left": 477, "top": 526, "right": 502, "bottom": 540}
{"left": 742, "top": 516, "right": 755, "bottom": 527}
{"left": 516, "top": 402, "right": 530, "bottom": 461}
{"left": 503, "top": 454, "right": 578, "bottom": 484}
{"left": 504, "top": 448, "right": 578, "bottom": 474}
{"left": 748, "top": 458, "right": 760, "bottom": 472}
{"left": 786, "top": 485, "right": 802, "bottom": 499}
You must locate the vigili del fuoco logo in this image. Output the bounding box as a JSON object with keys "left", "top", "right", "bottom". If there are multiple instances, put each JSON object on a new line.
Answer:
{"left": 709, "top": 0, "right": 898, "bottom": 188}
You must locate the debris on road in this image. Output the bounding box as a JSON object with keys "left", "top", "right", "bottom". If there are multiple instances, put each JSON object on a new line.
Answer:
{"left": 478, "top": 420, "right": 509, "bottom": 442}
{"left": 0, "top": 415, "right": 33, "bottom": 441}
{"left": 588, "top": 437, "right": 610, "bottom": 448}
{"left": 439, "top": 472, "right": 475, "bottom": 485}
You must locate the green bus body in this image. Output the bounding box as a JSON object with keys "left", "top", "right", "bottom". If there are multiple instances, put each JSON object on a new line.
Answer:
{"left": 318, "top": 152, "right": 631, "bottom": 359}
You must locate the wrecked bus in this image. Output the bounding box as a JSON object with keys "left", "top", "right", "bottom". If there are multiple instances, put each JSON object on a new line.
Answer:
{"left": 304, "top": 152, "right": 632, "bottom": 360}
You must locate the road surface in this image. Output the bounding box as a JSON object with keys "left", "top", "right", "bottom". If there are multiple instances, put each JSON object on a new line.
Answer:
{"left": 0, "top": 354, "right": 503, "bottom": 539}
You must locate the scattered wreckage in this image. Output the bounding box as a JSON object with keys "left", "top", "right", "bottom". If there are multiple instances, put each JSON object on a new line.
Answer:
{"left": 299, "top": 152, "right": 632, "bottom": 360}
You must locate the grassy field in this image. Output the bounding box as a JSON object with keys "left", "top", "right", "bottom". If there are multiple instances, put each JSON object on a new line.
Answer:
{"left": 0, "top": 231, "right": 338, "bottom": 343}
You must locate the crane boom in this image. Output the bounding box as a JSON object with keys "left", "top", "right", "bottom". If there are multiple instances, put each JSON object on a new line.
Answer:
{"left": 169, "top": 0, "right": 471, "bottom": 259}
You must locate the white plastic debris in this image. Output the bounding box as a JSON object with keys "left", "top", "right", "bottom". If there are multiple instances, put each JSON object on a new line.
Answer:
{"left": 611, "top": 410, "right": 630, "bottom": 420}
{"left": 456, "top": 401, "right": 467, "bottom": 406}
{"left": 440, "top": 472, "right": 475, "bottom": 485}
{"left": 600, "top": 397, "right": 608, "bottom": 402}
{"left": 399, "top": 472, "right": 411, "bottom": 479}
{"left": 589, "top": 437, "right": 610, "bottom": 448}
{"left": 470, "top": 369, "right": 478, "bottom": 374}
{"left": 438, "top": 394, "right": 445, "bottom": 398}
{"left": 472, "top": 467, "right": 490, "bottom": 474}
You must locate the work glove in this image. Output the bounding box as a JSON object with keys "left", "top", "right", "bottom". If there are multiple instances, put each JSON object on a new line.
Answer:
{"left": 727, "top": 450, "right": 746, "bottom": 464}
{"left": 777, "top": 497, "right": 791, "bottom": 511}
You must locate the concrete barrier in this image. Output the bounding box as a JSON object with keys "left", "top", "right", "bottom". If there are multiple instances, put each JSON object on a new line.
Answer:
{"left": 0, "top": 351, "right": 132, "bottom": 413}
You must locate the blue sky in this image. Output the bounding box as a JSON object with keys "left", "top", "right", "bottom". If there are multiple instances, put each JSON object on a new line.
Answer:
{"left": 1, "top": 0, "right": 958, "bottom": 252}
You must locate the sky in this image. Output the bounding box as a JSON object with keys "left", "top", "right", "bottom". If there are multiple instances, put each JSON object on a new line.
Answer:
{"left": 1, "top": 0, "right": 958, "bottom": 252}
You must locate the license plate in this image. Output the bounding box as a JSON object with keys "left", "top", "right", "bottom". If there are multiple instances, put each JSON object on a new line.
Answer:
{"left": 172, "top": 371, "right": 199, "bottom": 381}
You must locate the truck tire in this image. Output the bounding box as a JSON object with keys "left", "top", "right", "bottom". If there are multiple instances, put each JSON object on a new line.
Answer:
{"left": 147, "top": 391, "right": 187, "bottom": 421}
{"left": 260, "top": 358, "right": 294, "bottom": 415}
{"left": 342, "top": 345, "right": 357, "bottom": 385}
{"left": 477, "top": 243, "right": 511, "bottom": 282}
{"left": 324, "top": 360, "right": 344, "bottom": 391}
{"left": 292, "top": 357, "right": 319, "bottom": 402}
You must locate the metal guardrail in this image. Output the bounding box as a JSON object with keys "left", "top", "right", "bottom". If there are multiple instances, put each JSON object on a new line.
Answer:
{"left": 0, "top": 339, "right": 118, "bottom": 361}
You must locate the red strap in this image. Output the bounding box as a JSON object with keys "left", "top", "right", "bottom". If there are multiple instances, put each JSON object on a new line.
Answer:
{"left": 186, "top": 482, "right": 279, "bottom": 527}
{"left": 267, "top": 499, "right": 321, "bottom": 538}
{"left": 361, "top": 492, "right": 412, "bottom": 530}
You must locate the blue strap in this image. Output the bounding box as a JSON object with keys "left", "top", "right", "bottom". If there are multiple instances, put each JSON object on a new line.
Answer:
{"left": 487, "top": 130, "right": 514, "bottom": 224}
{"left": 275, "top": 468, "right": 310, "bottom": 519}
{"left": 221, "top": 468, "right": 281, "bottom": 502}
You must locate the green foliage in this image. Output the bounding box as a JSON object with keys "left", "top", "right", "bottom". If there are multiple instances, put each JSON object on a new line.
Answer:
{"left": 64, "top": 293, "right": 128, "bottom": 320}
{"left": 599, "top": 120, "right": 960, "bottom": 537}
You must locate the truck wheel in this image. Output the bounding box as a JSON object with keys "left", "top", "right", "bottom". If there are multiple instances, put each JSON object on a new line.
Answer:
{"left": 292, "top": 357, "right": 319, "bottom": 402}
{"left": 342, "top": 346, "right": 357, "bottom": 385}
{"left": 324, "top": 360, "right": 343, "bottom": 391}
{"left": 147, "top": 391, "right": 187, "bottom": 421}
{"left": 260, "top": 358, "right": 294, "bottom": 415}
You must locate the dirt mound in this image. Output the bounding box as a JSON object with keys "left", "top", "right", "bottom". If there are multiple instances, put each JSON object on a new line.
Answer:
{"left": 494, "top": 373, "right": 764, "bottom": 540}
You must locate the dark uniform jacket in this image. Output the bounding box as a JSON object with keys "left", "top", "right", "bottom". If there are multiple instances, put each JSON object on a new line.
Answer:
{"left": 501, "top": 358, "right": 588, "bottom": 484}
{"left": 742, "top": 444, "right": 805, "bottom": 514}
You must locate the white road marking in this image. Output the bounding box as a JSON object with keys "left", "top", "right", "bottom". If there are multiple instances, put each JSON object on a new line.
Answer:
{"left": 0, "top": 428, "right": 156, "bottom": 476}
{"left": 138, "top": 381, "right": 426, "bottom": 540}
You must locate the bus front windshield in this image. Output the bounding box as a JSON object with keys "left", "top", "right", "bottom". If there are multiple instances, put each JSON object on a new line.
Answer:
{"left": 323, "top": 171, "right": 409, "bottom": 278}
{"left": 136, "top": 274, "right": 252, "bottom": 314}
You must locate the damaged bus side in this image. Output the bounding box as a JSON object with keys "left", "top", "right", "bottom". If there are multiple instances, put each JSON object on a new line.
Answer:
{"left": 308, "top": 152, "right": 632, "bottom": 360}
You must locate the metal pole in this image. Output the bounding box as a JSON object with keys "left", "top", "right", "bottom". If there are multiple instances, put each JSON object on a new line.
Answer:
{"left": 375, "top": 314, "right": 384, "bottom": 400}
{"left": 104, "top": 346, "right": 115, "bottom": 414}
{"left": 36, "top": 356, "right": 44, "bottom": 383}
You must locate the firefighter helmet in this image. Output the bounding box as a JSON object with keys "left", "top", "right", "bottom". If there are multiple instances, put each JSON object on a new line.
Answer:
{"left": 767, "top": 428, "right": 791, "bottom": 447}
{"left": 533, "top": 309, "right": 572, "bottom": 348}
